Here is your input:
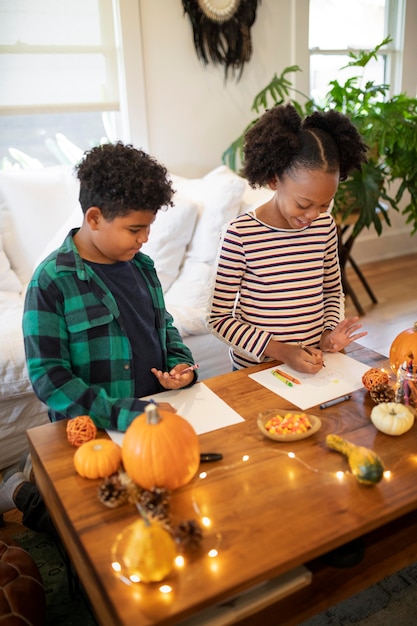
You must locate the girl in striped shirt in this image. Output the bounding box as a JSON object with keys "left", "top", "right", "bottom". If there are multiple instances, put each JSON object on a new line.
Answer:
{"left": 207, "top": 103, "right": 368, "bottom": 373}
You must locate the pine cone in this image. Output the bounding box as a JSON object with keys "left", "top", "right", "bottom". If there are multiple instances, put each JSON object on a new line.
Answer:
{"left": 118, "top": 471, "right": 142, "bottom": 504}
{"left": 173, "top": 520, "right": 204, "bottom": 553}
{"left": 137, "top": 486, "right": 171, "bottom": 511}
{"left": 138, "top": 487, "right": 172, "bottom": 530}
{"left": 98, "top": 473, "right": 128, "bottom": 508}
{"left": 370, "top": 382, "right": 396, "bottom": 404}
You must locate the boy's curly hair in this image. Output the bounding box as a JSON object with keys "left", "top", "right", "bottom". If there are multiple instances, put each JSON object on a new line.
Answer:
{"left": 242, "top": 103, "right": 368, "bottom": 187}
{"left": 75, "top": 141, "right": 174, "bottom": 219}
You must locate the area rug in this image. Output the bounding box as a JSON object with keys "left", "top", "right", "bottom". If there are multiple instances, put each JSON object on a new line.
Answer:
{"left": 13, "top": 529, "right": 417, "bottom": 625}
{"left": 14, "top": 530, "right": 97, "bottom": 626}
{"left": 301, "top": 562, "right": 417, "bottom": 625}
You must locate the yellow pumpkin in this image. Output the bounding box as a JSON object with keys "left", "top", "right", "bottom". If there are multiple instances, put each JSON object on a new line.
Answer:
{"left": 122, "top": 404, "right": 200, "bottom": 490}
{"left": 389, "top": 321, "right": 417, "bottom": 373}
{"left": 112, "top": 516, "right": 176, "bottom": 583}
{"left": 371, "top": 402, "right": 414, "bottom": 436}
{"left": 74, "top": 438, "right": 122, "bottom": 479}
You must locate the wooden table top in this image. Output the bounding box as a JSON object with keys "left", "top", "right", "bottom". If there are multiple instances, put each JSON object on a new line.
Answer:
{"left": 27, "top": 344, "right": 417, "bottom": 626}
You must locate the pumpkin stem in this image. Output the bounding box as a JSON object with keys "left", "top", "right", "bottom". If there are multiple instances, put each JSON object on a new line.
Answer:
{"left": 145, "top": 403, "right": 161, "bottom": 425}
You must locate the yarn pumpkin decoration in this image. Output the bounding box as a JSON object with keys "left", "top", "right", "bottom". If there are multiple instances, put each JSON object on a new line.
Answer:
{"left": 67, "top": 415, "right": 97, "bottom": 447}
{"left": 389, "top": 322, "right": 417, "bottom": 373}
{"left": 361, "top": 368, "right": 389, "bottom": 391}
{"left": 122, "top": 404, "right": 200, "bottom": 490}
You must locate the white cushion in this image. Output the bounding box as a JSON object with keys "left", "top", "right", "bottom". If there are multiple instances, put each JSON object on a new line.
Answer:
{"left": 239, "top": 184, "right": 274, "bottom": 214}
{"left": 170, "top": 166, "right": 246, "bottom": 264}
{"left": 165, "top": 259, "right": 214, "bottom": 336}
{"left": 0, "top": 292, "right": 32, "bottom": 395}
{"left": 34, "top": 203, "right": 83, "bottom": 269}
{"left": 0, "top": 233, "right": 22, "bottom": 293}
{"left": 0, "top": 166, "right": 81, "bottom": 284}
{"left": 141, "top": 195, "right": 198, "bottom": 293}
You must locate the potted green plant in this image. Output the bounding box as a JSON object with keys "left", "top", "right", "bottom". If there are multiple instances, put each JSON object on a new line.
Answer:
{"left": 222, "top": 38, "right": 417, "bottom": 238}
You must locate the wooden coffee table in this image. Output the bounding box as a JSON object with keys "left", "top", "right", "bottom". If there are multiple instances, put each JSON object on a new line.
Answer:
{"left": 27, "top": 344, "right": 417, "bottom": 625}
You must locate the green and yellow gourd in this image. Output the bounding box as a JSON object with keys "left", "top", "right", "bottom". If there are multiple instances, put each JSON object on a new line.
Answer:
{"left": 326, "top": 434, "right": 384, "bottom": 485}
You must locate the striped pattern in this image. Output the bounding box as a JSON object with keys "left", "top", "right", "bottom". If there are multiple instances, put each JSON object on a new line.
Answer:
{"left": 207, "top": 211, "right": 344, "bottom": 368}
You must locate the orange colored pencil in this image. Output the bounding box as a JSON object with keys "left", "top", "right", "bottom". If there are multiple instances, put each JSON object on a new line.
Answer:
{"left": 273, "top": 368, "right": 301, "bottom": 385}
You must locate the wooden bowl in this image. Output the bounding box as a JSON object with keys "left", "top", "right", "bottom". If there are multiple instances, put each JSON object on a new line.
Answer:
{"left": 257, "top": 409, "right": 321, "bottom": 442}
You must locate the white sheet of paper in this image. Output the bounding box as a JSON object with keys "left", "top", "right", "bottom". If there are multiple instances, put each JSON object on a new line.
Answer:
{"left": 248, "top": 352, "right": 370, "bottom": 410}
{"left": 107, "top": 382, "right": 244, "bottom": 445}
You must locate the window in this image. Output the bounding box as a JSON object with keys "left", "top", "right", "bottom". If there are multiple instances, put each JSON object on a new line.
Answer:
{"left": 0, "top": 0, "right": 121, "bottom": 169}
{"left": 309, "top": 0, "right": 405, "bottom": 103}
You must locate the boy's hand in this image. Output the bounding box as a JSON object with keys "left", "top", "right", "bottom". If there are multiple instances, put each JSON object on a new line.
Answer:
{"left": 151, "top": 364, "right": 195, "bottom": 390}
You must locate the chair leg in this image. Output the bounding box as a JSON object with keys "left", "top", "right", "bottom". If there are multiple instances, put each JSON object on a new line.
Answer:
{"left": 341, "top": 272, "right": 365, "bottom": 316}
{"left": 347, "top": 255, "right": 378, "bottom": 304}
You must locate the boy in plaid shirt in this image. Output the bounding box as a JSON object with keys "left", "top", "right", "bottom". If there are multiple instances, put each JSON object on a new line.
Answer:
{"left": 1, "top": 142, "right": 196, "bottom": 529}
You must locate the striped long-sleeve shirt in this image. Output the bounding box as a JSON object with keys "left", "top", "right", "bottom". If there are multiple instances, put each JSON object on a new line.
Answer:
{"left": 23, "top": 230, "right": 195, "bottom": 431}
{"left": 207, "top": 210, "right": 344, "bottom": 369}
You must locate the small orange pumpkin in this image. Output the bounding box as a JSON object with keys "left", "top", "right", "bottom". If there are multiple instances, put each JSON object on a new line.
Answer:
{"left": 122, "top": 404, "right": 200, "bottom": 490}
{"left": 74, "top": 438, "right": 122, "bottom": 479}
{"left": 389, "top": 322, "right": 417, "bottom": 373}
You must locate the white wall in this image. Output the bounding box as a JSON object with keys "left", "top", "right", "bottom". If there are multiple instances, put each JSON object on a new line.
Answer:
{"left": 122, "top": 0, "right": 417, "bottom": 264}
{"left": 136, "top": 0, "right": 310, "bottom": 178}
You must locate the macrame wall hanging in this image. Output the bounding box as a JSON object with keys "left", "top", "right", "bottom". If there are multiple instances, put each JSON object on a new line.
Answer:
{"left": 182, "top": 0, "right": 261, "bottom": 80}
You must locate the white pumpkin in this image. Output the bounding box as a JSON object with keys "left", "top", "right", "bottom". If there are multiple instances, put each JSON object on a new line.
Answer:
{"left": 370, "top": 402, "right": 414, "bottom": 436}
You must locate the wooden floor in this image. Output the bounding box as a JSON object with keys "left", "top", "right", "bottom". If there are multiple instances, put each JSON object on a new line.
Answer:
{"left": 2, "top": 251, "right": 417, "bottom": 542}
{"left": 344, "top": 251, "right": 417, "bottom": 356}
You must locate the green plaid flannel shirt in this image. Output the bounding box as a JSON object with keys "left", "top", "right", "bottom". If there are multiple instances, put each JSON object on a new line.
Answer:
{"left": 23, "top": 230, "right": 195, "bottom": 432}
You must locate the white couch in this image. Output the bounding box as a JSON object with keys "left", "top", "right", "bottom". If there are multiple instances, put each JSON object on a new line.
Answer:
{"left": 0, "top": 164, "right": 272, "bottom": 470}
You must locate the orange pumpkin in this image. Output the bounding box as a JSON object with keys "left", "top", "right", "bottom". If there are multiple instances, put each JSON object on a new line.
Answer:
{"left": 122, "top": 404, "right": 200, "bottom": 490}
{"left": 389, "top": 321, "right": 417, "bottom": 373}
{"left": 74, "top": 438, "right": 122, "bottom": 479}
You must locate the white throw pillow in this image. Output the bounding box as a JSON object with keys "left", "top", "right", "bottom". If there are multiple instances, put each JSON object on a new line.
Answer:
{"left": 170, "top": 166, "right": 246, "bottom": 264}
{"left": 239, "top": 184, "right": 274, "bottom": 214}
{"left": 0, "top": 166, "right": 80, "bottom": 284}
{"left": 33, "top": 204, "right": 83, "bottom": 269}
{"left": 141, "top": 196, "right": 199, "bottom": 293}
{"left": 164, "top": 259, "right": 214, "bottom": 336}
{"left": 0, "top": 234, "right": 22, "bottom": 293}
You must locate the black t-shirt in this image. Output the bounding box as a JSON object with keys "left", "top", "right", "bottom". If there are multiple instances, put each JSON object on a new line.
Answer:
{"left": 85, "top": 260, "right": 164, "bottom": 397}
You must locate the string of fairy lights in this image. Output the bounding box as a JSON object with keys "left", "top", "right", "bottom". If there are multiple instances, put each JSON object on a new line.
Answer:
{"left": 110, "top": 444, "right": 414, "bottom": 596}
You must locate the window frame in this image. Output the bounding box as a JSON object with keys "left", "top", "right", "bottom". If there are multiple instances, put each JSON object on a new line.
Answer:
{"left": 308, "top": 0, "right": 406, "bottom": 97}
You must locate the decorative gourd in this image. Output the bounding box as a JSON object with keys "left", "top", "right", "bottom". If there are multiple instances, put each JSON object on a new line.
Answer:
{"left": 389, "top": 322, "right": 417, "bottom": 373}
{"left": 74, "top": 438, "right": 122, "bottom": 479}
{"left": 326, "top": 434, "right": 384, "bottom": 485}
{"left": 111, "top": 515, "right": 176, "bottom": 583}
{"left": 122, "top": 404, "right": 200, "bottom": 490}
{"left": 371, "top": 402, "right": 414, "bottom": 436}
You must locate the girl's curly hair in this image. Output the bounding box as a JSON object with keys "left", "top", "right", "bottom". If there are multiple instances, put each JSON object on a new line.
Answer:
{"left": 75, "top": 141, "right": 174, "bottom": 219}
{"left": 242, "top": 103, "right": 368, "bottom": 187}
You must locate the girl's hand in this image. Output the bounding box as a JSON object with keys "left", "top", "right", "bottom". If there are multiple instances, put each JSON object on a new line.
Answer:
{"left": 151, "top": 364, "right": 195, "bottom": 390}
{"left": 320, "top": 317, "right": 368, "bottom": 353}
{"left": 266, "top": 341, "right": 324, "bottom": 373}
